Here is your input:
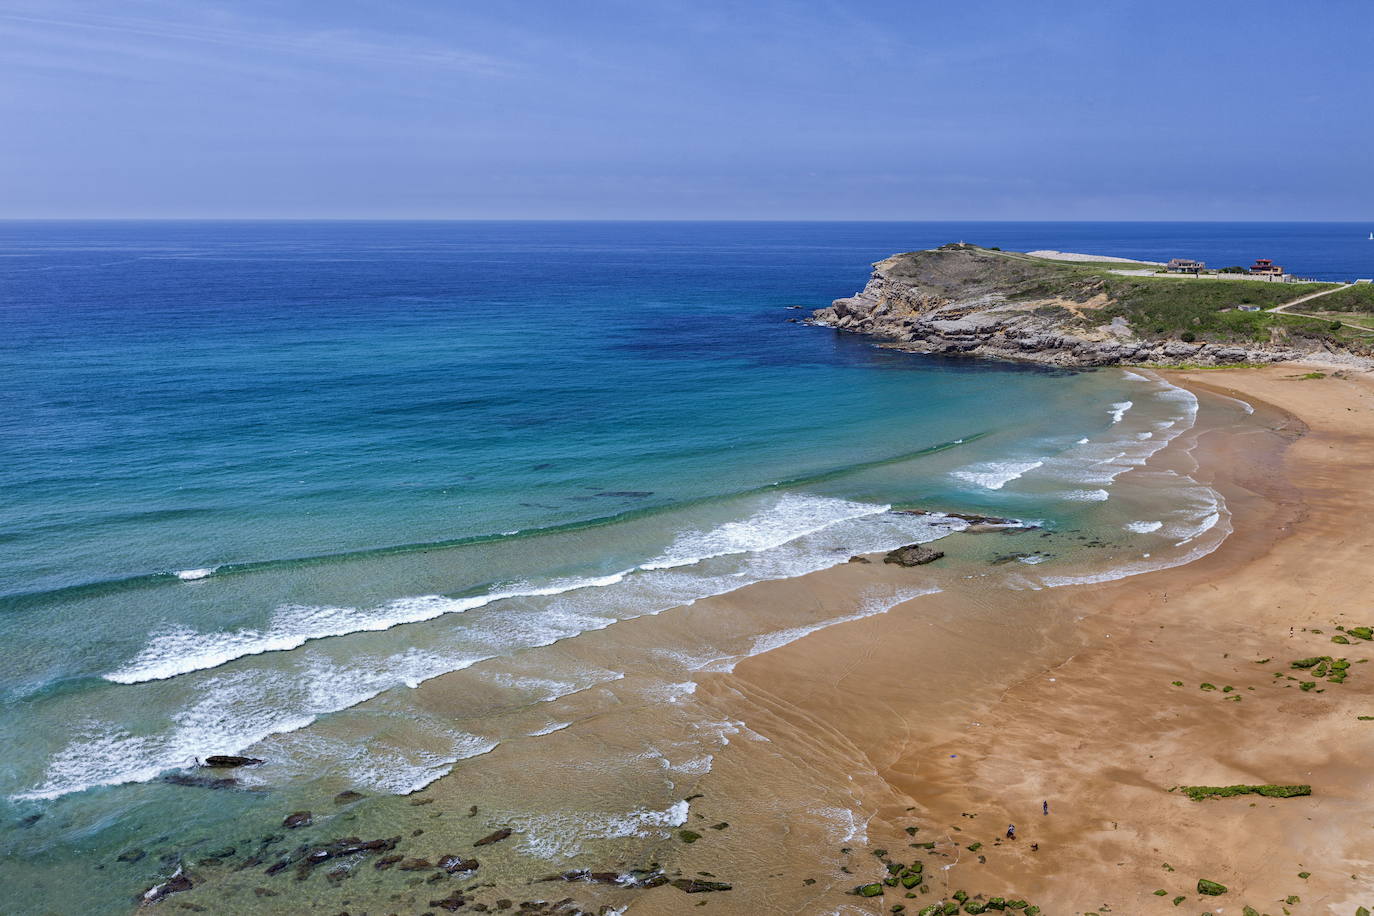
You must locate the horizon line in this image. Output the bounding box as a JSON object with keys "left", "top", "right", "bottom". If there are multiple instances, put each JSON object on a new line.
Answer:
{"left": 0, "top": 217, "right": 1370, "bottom": 224}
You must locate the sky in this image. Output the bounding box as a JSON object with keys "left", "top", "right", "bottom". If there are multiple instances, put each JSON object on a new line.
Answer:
{"left": 0, "top": 0, "right": 1370, "bottom": 219}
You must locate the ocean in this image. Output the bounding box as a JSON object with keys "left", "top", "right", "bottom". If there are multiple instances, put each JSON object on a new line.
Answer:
{"left": 0, "top": 220, "right": 1369, "bottom": 914}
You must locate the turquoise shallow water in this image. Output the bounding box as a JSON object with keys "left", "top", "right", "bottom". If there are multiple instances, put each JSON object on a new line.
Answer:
{"left": 0, "top": 221, "right": 1365, "bottom": 913}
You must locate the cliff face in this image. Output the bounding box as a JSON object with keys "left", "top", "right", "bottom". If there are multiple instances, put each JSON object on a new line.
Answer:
{"left": 810, "top": 245, "right": 1309, "bottom": 368}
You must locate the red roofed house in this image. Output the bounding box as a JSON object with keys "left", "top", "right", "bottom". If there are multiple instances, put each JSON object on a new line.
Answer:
{"left": 1250, "top": 258, "right": 1284, "bottom": 276}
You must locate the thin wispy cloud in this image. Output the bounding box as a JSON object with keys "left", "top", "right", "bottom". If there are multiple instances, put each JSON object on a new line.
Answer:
{"left": 0, "top": 4, "right": 512, "bottom": 77}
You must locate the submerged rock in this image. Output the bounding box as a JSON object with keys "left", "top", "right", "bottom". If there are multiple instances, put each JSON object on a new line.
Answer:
{"left": 163, "top": 773, "right": 239, "bottom": 790}
{"left": 430, "top": 890, "right": 468, "bottom": 912}
{"left": 141, "top": 867, "right": 193, "bottom": 905}
{"left": 202, "top": 755, "right": 263, "bottom": 768}
{"left": 282, "top": 811, "right": 312, "bottom": 829}
{"left": 883, "top": 544, "right": 945, "bottom": 567}
{"left": 333, "top": 790, "right": 365, "bottom": 805}
{"left": 672, "top": 879, "right": 733, "bottom": 893}
{"left": 437, "top": 855, "right": 480, "bottom": 873}
{"left": 474, "top": 828, "right": 512, "bottom": 846}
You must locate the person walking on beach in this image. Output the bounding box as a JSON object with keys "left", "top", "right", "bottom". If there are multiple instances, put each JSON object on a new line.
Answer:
{"left": 1006, "top": 824, "right": 1016, "bottom": 840}
{"left": 1042, "top": 800, "right": 1049, "bottom": 816}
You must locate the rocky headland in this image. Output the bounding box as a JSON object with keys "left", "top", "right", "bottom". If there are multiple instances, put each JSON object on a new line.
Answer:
{"left": 809, "top": 243, "right": 1374, "bottom": 367}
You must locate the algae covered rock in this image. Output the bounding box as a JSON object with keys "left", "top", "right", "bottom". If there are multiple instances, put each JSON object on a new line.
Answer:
{"left": 1349, "top": 626, "right": 1373, "bottom": 640}
{"left": 1196, "top": 878, "right": 1227, "bottom": 895}
{"left": 1176, "top": 783, "right": 1310, "bottom": 801}
{"left": 884, "top": 544, "right": 945, "bottom": 567}
{"left": 857, "top": 883, "right": 885, "bottom": 897}
{"left": 672, "top": 878, "right": 732, "bottom": 893}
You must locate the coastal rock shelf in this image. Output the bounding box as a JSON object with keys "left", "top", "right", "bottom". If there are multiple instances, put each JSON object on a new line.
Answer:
{"left": 809, "top": 243, "right": 1370, "bottom": 368}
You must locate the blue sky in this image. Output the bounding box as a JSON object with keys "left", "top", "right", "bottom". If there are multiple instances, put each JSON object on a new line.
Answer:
{"left": 1, "top": 0, "right": 1370, "bottom": 219}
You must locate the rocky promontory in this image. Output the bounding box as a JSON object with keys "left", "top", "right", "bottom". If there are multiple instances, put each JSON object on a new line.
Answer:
{"left": 809, "top": 243, "right": 1369, "bottom": 368}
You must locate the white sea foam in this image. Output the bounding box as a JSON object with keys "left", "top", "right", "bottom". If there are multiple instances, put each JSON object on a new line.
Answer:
{"left": 813, "top": 805, "right": 870, "bottom": 845}
{"left": 341, "top": 735, "right": 500, "bottom": 796}
{"left": 1175, "top": 511, "right": 1220, "bottom": 545}
{"left": 528, "top": 721, "right": 573, "bottom": 737}
{"left": 110, "top": 494, "right": 902, "bottom": 685}
{"left": 54, "top": 497, "right": 964, "bottom": 801}
{"left": 641, "top": 493, "right": 889, "bottom": 570}
{"left": 950, "top": 459, "right": 1044, "bottom": 490}
{"left": 104, "top": 574, "right": 628, "bottom": 685}
{"left": 19, "top": 648, "right": 492, "bottom": 800}
{"left": 1060, "top": 488, "right": 1110, "bottom": 502}
{"left": 1040, "top": 498, "right": 1231, "bottom": 589}
{"left": 514, "top": 799, "right": 691, "bottom": 860}
{"left": 746, "top": 588, "right": 938, "bottom": 659}
{"left": 1125, "top": 520, "right": 1164, "bottom": 534}
{"left": 174, "top": 567, "right": 217, "bottom": 581}
{"left": 1109, "top": 400, "right": 1134, "bottom": 424}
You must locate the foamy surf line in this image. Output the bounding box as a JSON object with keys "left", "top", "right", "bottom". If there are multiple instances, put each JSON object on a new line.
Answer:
{"left": 32, "top": 503, "right": 962, "bottom": 802}
{"left": 104, "top": 494, "right": 897, "bottom": 685}
{"left": 103, "top": 574, "right": 630, "bottom": 685}
{"left": 950, "top": 459, "right": 1044, "bottom": 491}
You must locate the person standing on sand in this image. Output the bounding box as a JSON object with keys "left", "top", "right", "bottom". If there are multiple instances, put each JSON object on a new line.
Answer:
{"left": 1042, "top": 800, "right": 1049, "bottom": 815}
{"left": 1006, "top": 824, "right": 1016, "bottom": 839}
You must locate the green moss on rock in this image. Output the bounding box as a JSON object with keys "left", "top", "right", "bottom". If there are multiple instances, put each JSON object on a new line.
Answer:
{"left": 1176, "top": 784, "right": 1311, "bottom": 801}
{"left": 1197, "top": 878, "right": 1227, "bottom": 895}
{"left": 857, "top": 883, "right": 884, "bottom": 897}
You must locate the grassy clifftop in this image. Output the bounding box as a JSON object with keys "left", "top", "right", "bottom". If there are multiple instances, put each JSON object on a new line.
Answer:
{"left": 935, "top": 245, "right": 1362, "bottom": 348}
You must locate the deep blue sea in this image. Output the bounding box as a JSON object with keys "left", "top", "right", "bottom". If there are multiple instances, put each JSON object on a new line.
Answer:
{"left": 0, "top": 221, "right": 1370, "bottom": 914}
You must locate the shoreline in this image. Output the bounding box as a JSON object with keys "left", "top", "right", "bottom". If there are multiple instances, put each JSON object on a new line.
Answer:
{"left": 706, "top": 362, "right": 1374, "bottom": 913}
{"left": 63, "top": 362, "right": 1373, "bottom": 916}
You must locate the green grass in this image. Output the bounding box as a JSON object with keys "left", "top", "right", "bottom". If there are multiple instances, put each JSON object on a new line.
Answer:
{"left": 1305, "top": 283, "right": 1374, "bottom": 313}
{"left": 941, "top": 248, "right": 1366, "bottom": 350}
{"left": 1093, "top": 276, "right": 1336, "bottom": 343}
{"left": 1173, "top": 784, "right": 1311, "bottom": 801}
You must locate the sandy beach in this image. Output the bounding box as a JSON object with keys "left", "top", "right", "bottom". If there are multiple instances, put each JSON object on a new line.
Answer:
{"left": 659, "top": 363, "right": 1374, "bottom": 914}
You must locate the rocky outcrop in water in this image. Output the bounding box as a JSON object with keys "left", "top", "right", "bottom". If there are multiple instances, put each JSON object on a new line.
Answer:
{"left": 883, "top": 544, "right": 945, "bottom": 566}
{"left": 809, "top": 244, "right": 1322, "bottom": 368}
